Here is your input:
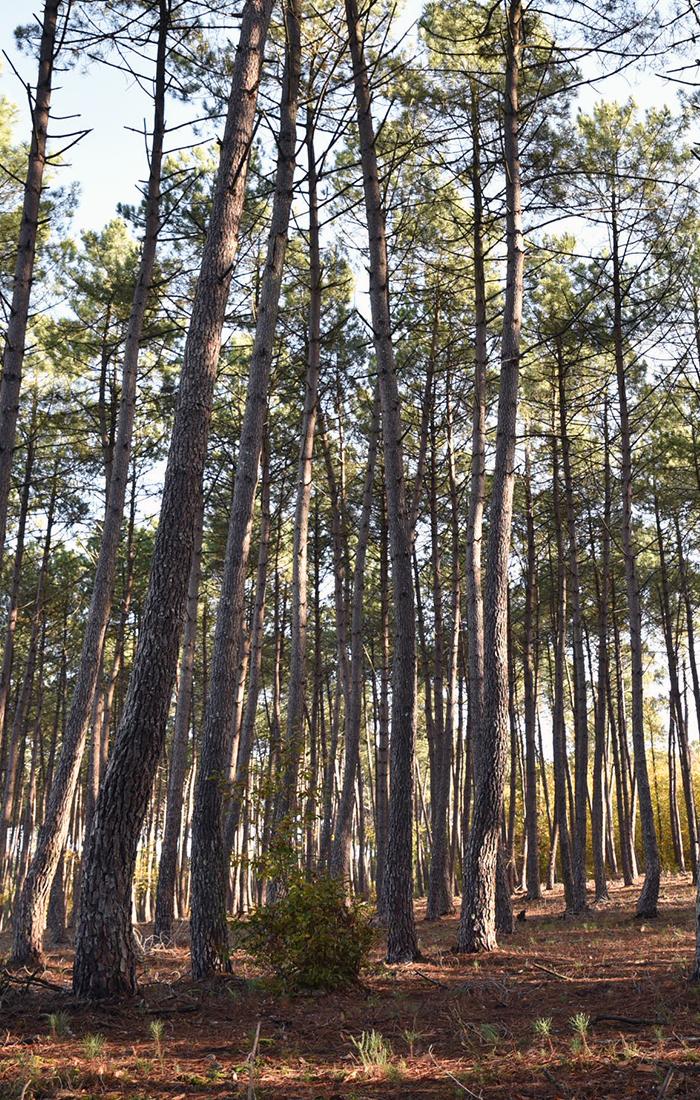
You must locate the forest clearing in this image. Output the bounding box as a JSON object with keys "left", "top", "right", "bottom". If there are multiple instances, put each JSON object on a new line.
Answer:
{"left": 3, "top": 877, "right": 700, "bottom": 1099}
{"left": 5, "top": 0, "right": 700, "bottom": 1097}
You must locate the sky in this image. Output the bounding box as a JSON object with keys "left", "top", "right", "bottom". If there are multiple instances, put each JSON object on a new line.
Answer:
{"left": 0, "top": 1, "right": 690, "bottom": 242}
{"left": 0, "top": 1, "right": 195, "bottom": 233}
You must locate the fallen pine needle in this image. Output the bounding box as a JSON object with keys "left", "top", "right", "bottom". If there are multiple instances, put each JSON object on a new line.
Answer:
{"left": 428, "top": 1048, "right": 483, "bottom": 1098}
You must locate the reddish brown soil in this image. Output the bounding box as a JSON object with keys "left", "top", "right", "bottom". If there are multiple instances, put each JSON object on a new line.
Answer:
{"left": 2, "top": 876, "right": 700, "bottom": 1099}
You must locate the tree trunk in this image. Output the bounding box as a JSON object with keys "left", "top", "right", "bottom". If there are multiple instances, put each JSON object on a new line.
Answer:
{"left": 0, "top": 424, "right": 35, "bottom": 877}
{"left": 426, "top": 371, "right": 454, "bottom": 919}
{"left": 375, "top": 488, "right": 390, "bottom": 917}
{"left": 72, "top": 0, "right": 273, "bottom": 999}
{"left": 0, "top": 0, "right": 60, "bottom": 571}
{"left": 190, "top": 0, "right": 301, "bottom": 979}
{"left": 655, "top": 493, "right": 697, "bottom": 877}
{"left": 223, "top": 444, "right": 271, "bottom": 860}
{"left": 458, "top": 0, "right": 523, "bottom": 954}
{"left": 590, "top": 401, "right": 611, "bottom": 902}
{"left": 464, "top": 77, "right": 487, "bottom": 844}
{"left": 550, "top": 436, "right": 576, "bottom": 912}
{"left": 331, "top": 390, "right": 380, "bottom": 882}
{"left": 153, "top": 515, "right": 203, "bottom": 940}
{"left": 273, "top": 84, "right": 321, "bottom": 842}
{"left": 2, "top": 468, "right": 56, "bottom": 906}
{"left": 611, "top": 185, "right": 660, "bottom": 918}
{"left": 556, "top": 341, "right": 588, "bottom": 912}
{"left": 523, "top": 443, "right": 540, "bottom": 899}
{"left": 11, "top": 2, "right": 171, "bottom": 969}
{"left": 345, "top": 0, "right": 418, "bottom": 963}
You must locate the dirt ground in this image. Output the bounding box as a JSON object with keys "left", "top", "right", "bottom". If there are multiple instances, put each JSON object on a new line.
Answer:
{"left": 2, "top": 876, "right": 700, "bottom": 1099}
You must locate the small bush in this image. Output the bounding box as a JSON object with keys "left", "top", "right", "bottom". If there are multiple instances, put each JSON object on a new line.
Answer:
{"left": 47, "top": 1011, "right": 70, "bottom": 1038}
{"left": 533, "top": 1016, "right": 552, "bottom": 1039}
{"left": 350, "top": 1029, "right": 393, "bottom": 1069}
{"left": 239, "top": 874, "right": 374, "bottom": 991}
{"left": 82, "top": 1033, "right": 105, "bottom": 1059}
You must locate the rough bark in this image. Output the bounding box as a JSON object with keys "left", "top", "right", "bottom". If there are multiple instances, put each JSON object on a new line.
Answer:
{"left": 11, "top": 2, "right": 171, "bottom": 969}
{"left": 0, "top": 0, "right": 60, "bottom": 572}
{"left": 346, "top": 0, "right": 418, "bottom": 963}
{"left": 153, "top": 515, "right": 203, "bottom": 940}
{"left": 458, "top": 0, "right": 523, "bottom": 954}
{"left": 190, "top": 0, "right": 300, "bottom": 979}
{"left": 73, "top": 0, "right": 273, "bottom": 999}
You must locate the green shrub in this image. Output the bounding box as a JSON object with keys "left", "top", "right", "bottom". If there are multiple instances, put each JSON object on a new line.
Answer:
{"left": 239, "top": 874, "right": 374, "bottom": 991}
{"left": 350, "top": 1029, "right": 393, "bottom": 1069}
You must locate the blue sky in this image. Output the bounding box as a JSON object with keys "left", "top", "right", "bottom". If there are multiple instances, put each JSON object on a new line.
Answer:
{"left": 0, "top": 1, "right": 195, "bottom": 233}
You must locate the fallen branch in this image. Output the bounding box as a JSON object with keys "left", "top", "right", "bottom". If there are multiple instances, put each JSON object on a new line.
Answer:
{"left": 1, "top": 969, "right": 66, "bottom": 993}
{"left": 415, "top": 969, "right": 449, "bottom": 989}
{"left": 656, "top": 1069, "right": 674, "bottom": 1099}
{"left": 529, "top": 961, "right": 574, "bottom": 982}
{"left": 591, "top": 1014, "right": 656, "bottom": 1027}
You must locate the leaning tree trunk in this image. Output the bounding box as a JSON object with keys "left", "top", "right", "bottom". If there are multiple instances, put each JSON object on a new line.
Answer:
{"left": 611, "top": 184, "right": 660, "bottom": 919}
{"left": 346, "top": 0, "right": 418, "bottom": 963}
{"left": 190, "top": 0, "right": 301, "bottom": 980}
{"left": 0, "top": 0, "right": 60, "bottom": 573}
{"left": 11, "top": 1, "right": 171, "bottom": 970}
{"left": 458, "top": 0, "right": 523, "bottom": 954}
{"left": 72, "top": 0, "right": 274, "bottom": 1000}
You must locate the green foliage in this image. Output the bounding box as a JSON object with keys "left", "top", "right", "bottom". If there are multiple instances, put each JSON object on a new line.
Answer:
{"left": 81, "top": 1033, "right": 105, "bottom": 1059}
{"left": 239, "top": 874, "right": 374, "bottom": 991}
{"left": 350, "top": 1030, "right": 393, "bottom": 1070}
{"left": 149, "top": 1018, "right": 165, "bottom": 1067}
{"left": 570, "top": 1012, "right": 590, "bottom": 1036}
{"left": 569, "top": 1013, "right": 591, "bottom": 1053}
{"left": 478, "top": 1022, "right": 502, "bottom": 1047}
{"left": 47, "top": 1011, "right": 70, "bottom": 1038}
{"left": 533, "top": 1016, "right": 553, "bottom": 1039}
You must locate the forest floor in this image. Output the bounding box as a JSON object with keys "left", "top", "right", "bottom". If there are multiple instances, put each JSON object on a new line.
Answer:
{"left": 2, "top": 876, "right": 700, "bottom": 1099}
